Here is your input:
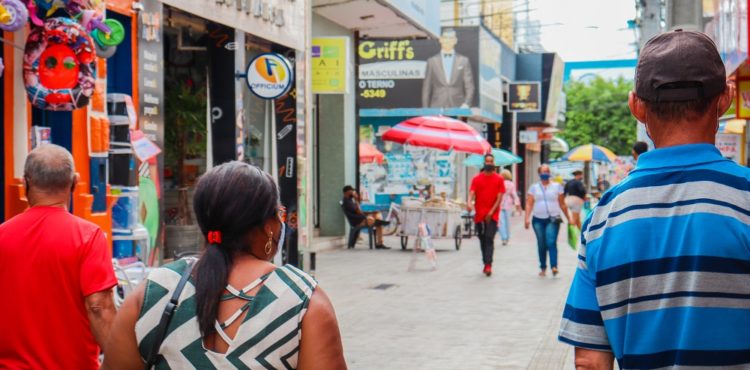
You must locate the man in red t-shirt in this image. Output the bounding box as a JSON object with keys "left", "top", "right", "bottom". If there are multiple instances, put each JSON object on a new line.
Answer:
{"left": 0, "top": 144, "right": 117, "bottom": 369}
{"left": 468, "top": 154, "right": 505, "bottom": 276}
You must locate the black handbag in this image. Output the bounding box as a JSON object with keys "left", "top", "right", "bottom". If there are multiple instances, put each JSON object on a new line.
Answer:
{"left": 144, "top": 259, "right": 196, "bottom": 369}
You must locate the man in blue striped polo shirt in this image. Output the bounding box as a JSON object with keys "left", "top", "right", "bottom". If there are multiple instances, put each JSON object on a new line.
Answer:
{"left": 559, "top": 30, "right": 750, "bottom": 369}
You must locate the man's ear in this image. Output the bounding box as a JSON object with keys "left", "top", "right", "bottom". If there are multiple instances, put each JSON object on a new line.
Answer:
{"left": 628, "top": 91, "right": 648, "bottom": 124}
{"left": 71, "top": 173, "right": 80, "bottom": 192}
{"left": 717, "top": 81, "right": 735, "bottom": 117}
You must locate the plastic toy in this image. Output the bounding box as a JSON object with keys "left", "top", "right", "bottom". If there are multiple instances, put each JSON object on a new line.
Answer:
{"left": 23, "top": 17, "right": 96, "bottom": 111}
{"left": 0, "top": 0, "right": 27, "bottom": 31}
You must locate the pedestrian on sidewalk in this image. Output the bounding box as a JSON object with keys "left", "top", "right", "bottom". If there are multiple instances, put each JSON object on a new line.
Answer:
{"left": 525, "top": 164, "right": 570, "bottom": 277}
{"left": 103, "top": 162, "right": 346, "bottom": 369}
{"left": 0, "top": 144, "right": 117, "bottom": 369}
{"left": 563, "top": 170, "right": 586, "bottom": 230}
{"left": 467, "top": 154, "right": 505, "bottom": 276}
{"left": 631, "top": 141, "right": 648, "bottom": 162}
{"left": 498, "top": 169, "right": 521, "bottom": 246}
{"left": 559, "top": 30, "right": 750, "bottom": 369}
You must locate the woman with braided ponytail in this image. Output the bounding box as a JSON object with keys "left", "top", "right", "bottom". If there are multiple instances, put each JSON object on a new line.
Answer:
{"left": 103, "top": 161, "right": 346, "bottom": 369}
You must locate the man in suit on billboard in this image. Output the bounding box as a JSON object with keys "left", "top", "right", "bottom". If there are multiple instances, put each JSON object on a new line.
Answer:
{"left": 422, "top": 28, "right": 475, "bottom": 109}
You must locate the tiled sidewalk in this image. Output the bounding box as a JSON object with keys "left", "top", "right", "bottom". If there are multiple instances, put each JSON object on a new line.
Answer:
{"left": 315, "top": 215, "right": 580, "bottom": 370}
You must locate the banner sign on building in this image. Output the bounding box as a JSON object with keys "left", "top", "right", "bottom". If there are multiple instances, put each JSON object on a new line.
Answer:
{"left": 356, "top": 27, "right": 480, "bottom": 110}
{"left": 312, "top": 37, "right": 349, "bottom": 94}
{"left": 508, "top": 82, "right": 541, "bottom": 112}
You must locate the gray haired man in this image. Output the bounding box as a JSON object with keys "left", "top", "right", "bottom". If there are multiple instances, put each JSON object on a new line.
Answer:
{"left": 0, "top": 144, "right": 117, "bottom": 369}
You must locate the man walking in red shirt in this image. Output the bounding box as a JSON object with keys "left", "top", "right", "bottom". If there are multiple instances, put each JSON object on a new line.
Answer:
{"left": 0, "top": 144, "right": 117, "bottom": 369}
{"left": 468, "top": 154, "right": 505, "bottom": 276}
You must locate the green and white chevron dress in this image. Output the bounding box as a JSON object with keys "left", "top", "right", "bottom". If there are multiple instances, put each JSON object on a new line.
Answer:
{"left": 135, "top": 259, "right": 317, "bottom": 369}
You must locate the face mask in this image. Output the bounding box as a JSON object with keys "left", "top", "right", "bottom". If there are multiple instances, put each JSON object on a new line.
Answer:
{"left": 483, "top": 164, "right": 495, "bottom": 172}
{"left": 540, "top": 173, "right": 551, "bottom": 181}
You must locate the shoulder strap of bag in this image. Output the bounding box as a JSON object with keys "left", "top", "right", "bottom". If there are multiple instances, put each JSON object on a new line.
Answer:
{"left": 539, "top": 183, "right": 553, "bottom": 217}
{"left": 145, "top": 259, "right": 196, "bottom": 369}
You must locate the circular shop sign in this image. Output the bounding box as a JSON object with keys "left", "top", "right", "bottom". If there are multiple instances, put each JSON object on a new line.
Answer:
{"left": 245, "top": 53, "right": 293, "bottom": 100}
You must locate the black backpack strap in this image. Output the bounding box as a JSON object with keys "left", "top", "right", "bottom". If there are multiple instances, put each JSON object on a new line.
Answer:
{"left": 144, "top": 259, "right": 196, "bottom": 369}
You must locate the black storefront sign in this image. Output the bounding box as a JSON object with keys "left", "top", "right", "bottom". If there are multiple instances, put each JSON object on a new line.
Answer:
{"left": 275, "top": 85, "right": 298, "bottom": 267}
{"left": 208, "top": 24, "right": 237, "bottom": 166}
{"left": 508, "top": 82, "right": 541, "bottom": 113}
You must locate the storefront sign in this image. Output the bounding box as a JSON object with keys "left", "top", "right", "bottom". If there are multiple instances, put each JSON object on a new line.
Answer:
{"left": 159, "top": 0, "right": 304, "bottom": 50}
{"left": 356, "top": 27, "right": 480, "bottom": 110}
{"left": 275, "top": 87, "right": 298, "bottom": 266}
{"left": 312, "top": 37, "right": 349, "bottom": 94}
{"left": 518, "top": 130, "right": 538, "bottom": 144}
{"left": 508, "top": 82, "right": 541, "bottom": 112}
{"left": 245, "top": 53, "right": 293, "bottom": 99}
{"left": 738, "top": 79, "right": 750, "bottom": 119}
{"left": 716, "top": 132, "right": 743, "bottom": 163}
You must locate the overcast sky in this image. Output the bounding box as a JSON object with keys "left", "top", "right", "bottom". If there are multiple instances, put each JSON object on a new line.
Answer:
{"left": 524, "top": 0, "right": 639, "bottom": 62}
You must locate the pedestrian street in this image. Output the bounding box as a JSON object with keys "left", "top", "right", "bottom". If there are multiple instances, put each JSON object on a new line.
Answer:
{"left": 317, "top": 216, "right": 581, "bottom": 370}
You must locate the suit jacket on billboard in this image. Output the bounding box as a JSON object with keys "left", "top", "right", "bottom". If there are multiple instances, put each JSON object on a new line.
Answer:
{"left": 421, "top": 53, "right": 475, "bottom": 108}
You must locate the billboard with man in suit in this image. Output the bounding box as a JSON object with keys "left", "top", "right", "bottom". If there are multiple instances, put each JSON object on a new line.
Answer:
{"left": 421, "top": 28, "right": 475, "bottom": 108}
{"left": 357, "top": 27, "right": 485, "bottom": 111}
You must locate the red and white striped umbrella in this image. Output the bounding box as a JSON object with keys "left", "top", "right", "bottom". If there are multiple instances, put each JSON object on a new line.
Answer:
{"left": 381, "top": 116, "right": 491, "bottom": 155}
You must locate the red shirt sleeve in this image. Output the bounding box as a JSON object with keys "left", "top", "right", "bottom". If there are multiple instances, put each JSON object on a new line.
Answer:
{"left": 498, "top": 176, "right": 506, "bottom": 195}
{"left": 470, "top": 176, "right": 477, "bottom": 192}
{"left": 79, "top": 229, "right": 117, "bottom": 297}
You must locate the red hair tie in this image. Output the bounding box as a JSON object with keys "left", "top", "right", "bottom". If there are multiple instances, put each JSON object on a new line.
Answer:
{"left": 207, "top": 231, "right": 222, "bottom": 244}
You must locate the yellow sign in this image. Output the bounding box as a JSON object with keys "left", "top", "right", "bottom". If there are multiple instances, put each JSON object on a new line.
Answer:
{"left": 738, "top": 80, "right": 750, "bottom": 119}
{"left": 312, "top": 37, "right": 348, "bottom": 94}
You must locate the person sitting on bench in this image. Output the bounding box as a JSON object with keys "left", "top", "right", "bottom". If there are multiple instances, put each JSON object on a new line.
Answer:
{"left": 341, "top": 185, "right": 390, "bottom": 249}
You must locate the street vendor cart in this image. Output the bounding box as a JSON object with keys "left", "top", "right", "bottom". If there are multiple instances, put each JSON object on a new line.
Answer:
{"left": 398, "top": 201, "right": 464, "bottom": 250}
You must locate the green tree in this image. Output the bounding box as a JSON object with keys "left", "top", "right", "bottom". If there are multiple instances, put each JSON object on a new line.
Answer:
{"left": 559, "top": 76, "right": 636, "bottom": 155}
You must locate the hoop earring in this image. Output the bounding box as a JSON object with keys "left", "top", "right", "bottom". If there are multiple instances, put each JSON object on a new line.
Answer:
{"left": 264, "top": 232, "right": 273, "bottom": 256}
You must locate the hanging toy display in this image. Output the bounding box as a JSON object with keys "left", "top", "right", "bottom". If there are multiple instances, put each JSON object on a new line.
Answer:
{"left": 0, "top": 0, "right": 28, "bottom": 31}
{"left": 23, "top": 17, "right": 96, "bottom": 111}
{"left": 67, "top": 0, "right": 125, "bottom": 58}
{"left": 27, "top": 0, "right": 69, "bottom": 26}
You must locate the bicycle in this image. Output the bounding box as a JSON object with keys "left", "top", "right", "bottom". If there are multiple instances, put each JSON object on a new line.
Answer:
{"left": 382, "top": 202, "right": 401, "bottom": 236}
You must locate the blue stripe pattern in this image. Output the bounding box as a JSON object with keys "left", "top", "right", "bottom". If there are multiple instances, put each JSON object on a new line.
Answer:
{"left": 596, "top": 256, "right": 750, "bottom": 287}
{"left": 559, "top": 144, "right": 750, "bottom": 369}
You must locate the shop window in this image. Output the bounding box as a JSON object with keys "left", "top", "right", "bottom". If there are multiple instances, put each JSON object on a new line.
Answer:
{"left": 162, "top": 7, "right": 210, "bottom": 258}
